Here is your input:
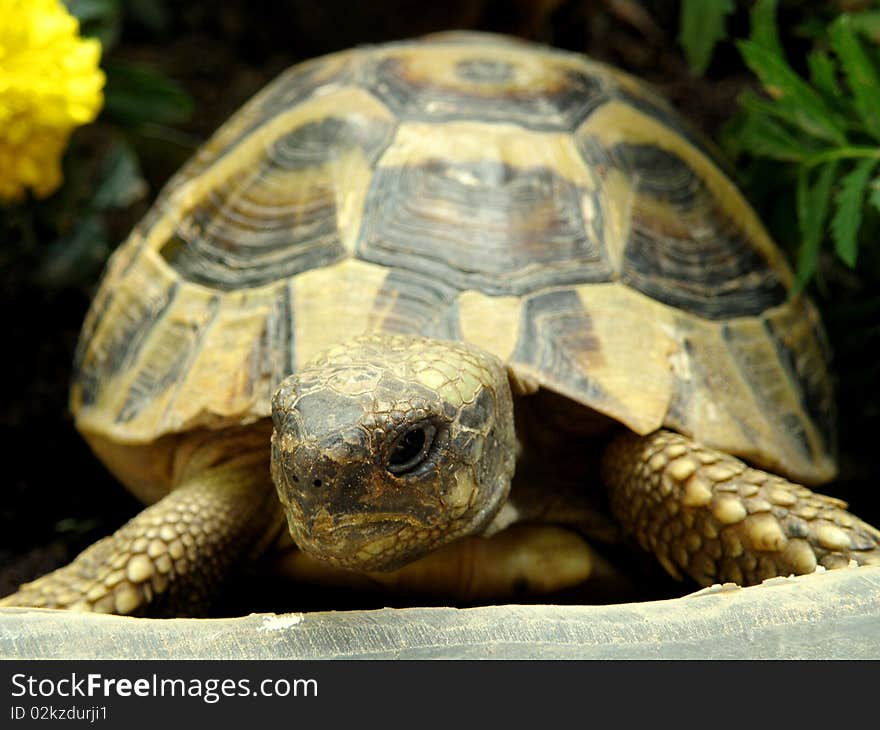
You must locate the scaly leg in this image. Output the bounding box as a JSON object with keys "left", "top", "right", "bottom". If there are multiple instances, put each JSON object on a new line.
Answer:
{"left": 601, "top": 430, "right": 880, "bottom": 586}
{"left": 0, "top": 454, "right": 280, "bottom": 616}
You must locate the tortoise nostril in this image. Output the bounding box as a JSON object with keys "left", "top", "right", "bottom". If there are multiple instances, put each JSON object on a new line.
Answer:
{"left": 291, "top": 474, "right": 300, "bottom": 483}
{"left": 313, "top": 479, "right": 322, "bottom": 487}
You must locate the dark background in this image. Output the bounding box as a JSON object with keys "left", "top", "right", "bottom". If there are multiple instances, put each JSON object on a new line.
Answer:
{"left": 2, "top": 0, "right": 878, "bottom": 613}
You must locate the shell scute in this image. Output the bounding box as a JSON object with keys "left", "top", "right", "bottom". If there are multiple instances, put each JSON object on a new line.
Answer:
{"left": 157, "top": 87, "right": 398, "bottom": 292}
{"left": 363, "top": 43, "right": 610, "bottom": 131}
{"left": 356, "top": 149, "right": 613, "bottom": 296}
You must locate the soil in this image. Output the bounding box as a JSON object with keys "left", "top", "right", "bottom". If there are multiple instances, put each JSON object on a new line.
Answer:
{"left": 2, "top": 0, "right": 878, "bottom": 615}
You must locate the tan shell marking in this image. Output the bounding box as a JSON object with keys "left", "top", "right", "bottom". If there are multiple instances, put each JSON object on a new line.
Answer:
{"left": 381, "top": 122, "right": 598, "bottom": 187}
{"left": 292, "top": 258, "right": 395, "bottom": 367}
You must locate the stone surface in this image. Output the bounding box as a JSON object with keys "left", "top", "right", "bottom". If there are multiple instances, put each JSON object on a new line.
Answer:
{"left": 0, "top": 565, "right": 878, "bottom": 659}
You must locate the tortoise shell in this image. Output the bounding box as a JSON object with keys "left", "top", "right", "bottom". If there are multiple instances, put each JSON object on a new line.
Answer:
{"left": 71, "top": 32, "right": 835, "bottom": 489}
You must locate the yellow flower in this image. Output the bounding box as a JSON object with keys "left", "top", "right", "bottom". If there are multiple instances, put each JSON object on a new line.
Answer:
{"left": 0, "top": 0, "right": 105, "bottom": 202}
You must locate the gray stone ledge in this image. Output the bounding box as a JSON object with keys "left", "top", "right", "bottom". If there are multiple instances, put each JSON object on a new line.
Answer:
{"left": 1, "top": 566, "right": 878, "bottom": 659}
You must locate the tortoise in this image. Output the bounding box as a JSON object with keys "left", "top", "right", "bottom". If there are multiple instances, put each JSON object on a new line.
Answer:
{"left": 4, "top": 32, "right": 880, "bottom": 617}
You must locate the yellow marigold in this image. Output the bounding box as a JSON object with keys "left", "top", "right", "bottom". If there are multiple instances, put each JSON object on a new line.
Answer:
{"left": 0, "top": 0, "right": 105, "bottom": 202}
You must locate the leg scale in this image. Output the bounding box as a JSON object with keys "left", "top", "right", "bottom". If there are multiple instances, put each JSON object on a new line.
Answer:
{"left": 602, "top": 430, "right": 880, "bottom": 586}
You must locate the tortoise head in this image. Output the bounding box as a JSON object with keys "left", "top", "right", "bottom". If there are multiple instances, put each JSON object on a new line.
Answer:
{"left": 270, "top": 335, "right": 517, "bottom": 571}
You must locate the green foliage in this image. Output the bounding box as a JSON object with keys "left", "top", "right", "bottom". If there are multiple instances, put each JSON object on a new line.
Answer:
{"left": 65, "top": 0, "right": 123, "bottom": 47}
{"left": 747, "top": 0, "right": 783, "bottom": 59}
{"left": 722, "top": 0, "right": 880, "bottom": 288}
{"left": 678, "top": 0, "right": 736, "bottom": 74}
{"left": 829, "top": 14, "right": 880, "bottom": 140}
{"left": 123, "top": 0, "right": 170, "bottom": 33}
{"left": 795, "top": 161, "right": 838, "bottom": 288}
{"left": 831, "top": 157, "right": 876, "bottom": 268}
{"left": 7, "top": 0, "right": 195, "bottom": 291}
{"left": 737, "top": 40, "right": 848, "bottom": 145}
{"left": 103, "top": 60, "right": 194, "bottom": 127}
{"left": 44, "top": 140, "right": 147, "bottom": 285}
{"left": 66, "top": 0, "right": 194, "bottom": 130}
{"left": 849, "top": 10, "right": 880, "bottom": 43}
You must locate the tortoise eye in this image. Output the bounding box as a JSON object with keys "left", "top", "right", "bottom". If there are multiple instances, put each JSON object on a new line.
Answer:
{"left": 387, "top": 423, "right": 437, "bottom": 476}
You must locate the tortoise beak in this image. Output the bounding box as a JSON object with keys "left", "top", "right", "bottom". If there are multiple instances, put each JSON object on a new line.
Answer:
{"left": 272, "top": 433, "right": 457, "bottom": 570}
{"left": 271, "top": 433, "right": 419, "bottom": 569}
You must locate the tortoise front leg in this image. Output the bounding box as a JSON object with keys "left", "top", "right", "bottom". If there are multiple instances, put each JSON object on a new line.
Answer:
{"left": 0, "top": 454, "right": 281, "bottom": 616}
{"left": 278, "top": 523, "right": 597, "bottom": 601}
{"left": 601, "top": 430, "right": 880, "bottom": 586}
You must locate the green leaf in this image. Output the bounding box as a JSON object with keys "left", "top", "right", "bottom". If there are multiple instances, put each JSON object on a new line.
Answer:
{"left": 749, "top": 0, "right": 784, "bottom": 59}
{"left": 848, "top": 11, "right": 880, "bottom": 43}
{"left": 678, "top": 0, "right": 735, "bottom": 74}
{"left": 795, "top": 161, "right": 838, "bottom": 289}
{"left": 807, "top": 50, "right": 841, "bottom": 100}
{"left": 796, "top": 17, "right": 831, "bottom": 42}
{"left": 92, "top": 141, "right": 148, "bottom": 210}
{"left": 831, "top": 158, "right": 878, "bottom": 267}
{"left": 869, "top": 176, "right": 880, "bottom": 214}
{"left": 868, "top": 177, "right": 880, "bottom": 211}
{"left": 732, "top": 105, "right": 812, "bottom": 162}
{"left": 829, "top": 15, "right": 880, "bottom": 142}
{"left": 64, "top": 0, "right": 122, "bottom": 48}
{"left": 735, "top": 89, "right": 827, "bottom": 156}
{"left": 103, "top": 60, "right": 194, "bottom": 127}
{"left": 737, "top": 40, "right": 848, "bottom": 145}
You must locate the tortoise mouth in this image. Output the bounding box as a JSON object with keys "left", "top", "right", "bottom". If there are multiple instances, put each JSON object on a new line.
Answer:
{"left": 329, "top": 512, "right": 424, "bottom": 532}
{"left": 287, "top": 511, "right": 452, "bottom": 571}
